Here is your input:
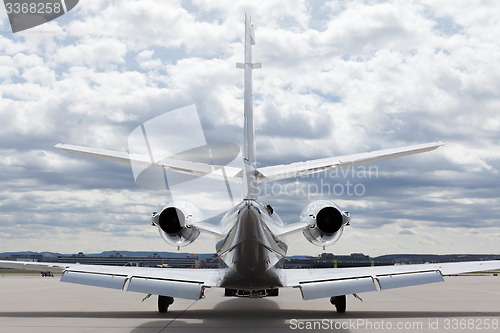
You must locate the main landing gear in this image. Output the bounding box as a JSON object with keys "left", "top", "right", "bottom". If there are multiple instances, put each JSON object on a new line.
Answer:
{"left": 330, "top": 295, "right": 346, "bottom": 313}
{"left": 158, "top": 295, "right": 174, "bottom": 313}
{"left": 267, "top": 288, "right": 279, "bottom": 296}
{"left": 225, "top": 288, "right": 236, "bottom": 296}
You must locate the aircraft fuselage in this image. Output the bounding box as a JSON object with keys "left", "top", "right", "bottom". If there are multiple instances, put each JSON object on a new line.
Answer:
{"left": 218, "top": 200, "right": 286, "bottom": 289}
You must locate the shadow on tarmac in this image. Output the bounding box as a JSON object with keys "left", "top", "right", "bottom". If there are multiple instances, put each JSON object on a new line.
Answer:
{"left": 129, "top": 298, "right": 500, "bottom": 332}
{"left": 1, "top": 297, "right": 497, "bottom": 332}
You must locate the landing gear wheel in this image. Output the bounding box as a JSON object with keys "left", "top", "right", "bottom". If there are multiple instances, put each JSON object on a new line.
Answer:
{"left": 269, "top": 288, "right": 279, "bottom": 296}
{"left": 158, "top": 295, "right": 174, "bottom": 313}
{"left": 224, "top": 288, "right": 236, "bottom": 296}
{"left": 330, "top": 295, "right": 346, "bottom": 313}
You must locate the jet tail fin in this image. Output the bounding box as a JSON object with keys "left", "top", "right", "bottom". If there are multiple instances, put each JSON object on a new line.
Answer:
{"left": 240, "top": 13, "right": 261, "bottom": 199}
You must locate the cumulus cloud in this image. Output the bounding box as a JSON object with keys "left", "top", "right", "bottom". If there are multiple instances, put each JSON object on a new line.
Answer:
{"left": 0, "top": 0, "right": 499, "bottom": 256}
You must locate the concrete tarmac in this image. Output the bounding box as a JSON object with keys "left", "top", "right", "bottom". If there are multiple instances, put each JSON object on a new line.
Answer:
{"left": 0, "top": 274, "right": 499, "bottom": 332}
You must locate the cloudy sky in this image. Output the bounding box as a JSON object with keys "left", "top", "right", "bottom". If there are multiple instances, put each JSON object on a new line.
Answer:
{"left": 1, "top": 0, "right": 499, "bottom": 256}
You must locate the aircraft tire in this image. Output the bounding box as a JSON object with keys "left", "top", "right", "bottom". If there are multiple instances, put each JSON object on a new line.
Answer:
{"left": 330, "top": 295, "right": 346, "bottom": 313}
{"left": 224, "top": 288, "right": 235, "bottom": 296}
{"left": 158, "top": 295, "right": 174, "bottom": 313}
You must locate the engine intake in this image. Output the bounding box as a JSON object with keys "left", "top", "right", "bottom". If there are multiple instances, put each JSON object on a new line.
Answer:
{"left": 316, "top": 206, "right": 343, "bottom": 235}
{"left": 159, "top": 207, "right": 184, "bottom": 235}
{"left": 301, "top": 200, "right": 350, "bottom": 247}
{"left": 152, "top": 201, "right": 202, "bottom": 248}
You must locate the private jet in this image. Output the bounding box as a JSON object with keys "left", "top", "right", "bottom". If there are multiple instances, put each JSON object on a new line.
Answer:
{"left": 2, "top": 14, "right": 499, "bottom": 313}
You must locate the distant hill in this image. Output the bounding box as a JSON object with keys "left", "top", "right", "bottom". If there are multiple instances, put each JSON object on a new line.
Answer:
{"left": 0, "top": 251, "right": 62, "bottom": 257}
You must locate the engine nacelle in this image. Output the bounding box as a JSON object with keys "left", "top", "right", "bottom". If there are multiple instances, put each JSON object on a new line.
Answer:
{"left": 300, "top": 200, "right": 350, "bottom": 247}
{"left": 151, "top": 201, "right": 202, "bottom": 248}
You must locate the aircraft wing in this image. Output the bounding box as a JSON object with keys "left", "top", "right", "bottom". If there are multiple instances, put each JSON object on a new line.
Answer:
{"left": 280, "top": 260, "right": 500, "bottom": 300}
{"left": 55, "top": 143, "right": 243, "bottom": 183}
{"left": 0, "top": 260, "right": 226, "bottom": 300}
{"left": 256, "top": 142, "right": 444, "bottom": 183}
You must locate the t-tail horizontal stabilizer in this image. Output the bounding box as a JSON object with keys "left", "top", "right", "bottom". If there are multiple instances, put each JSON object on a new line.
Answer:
{"left": 255, "top": 142, "right": 444, "bottom": 183}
